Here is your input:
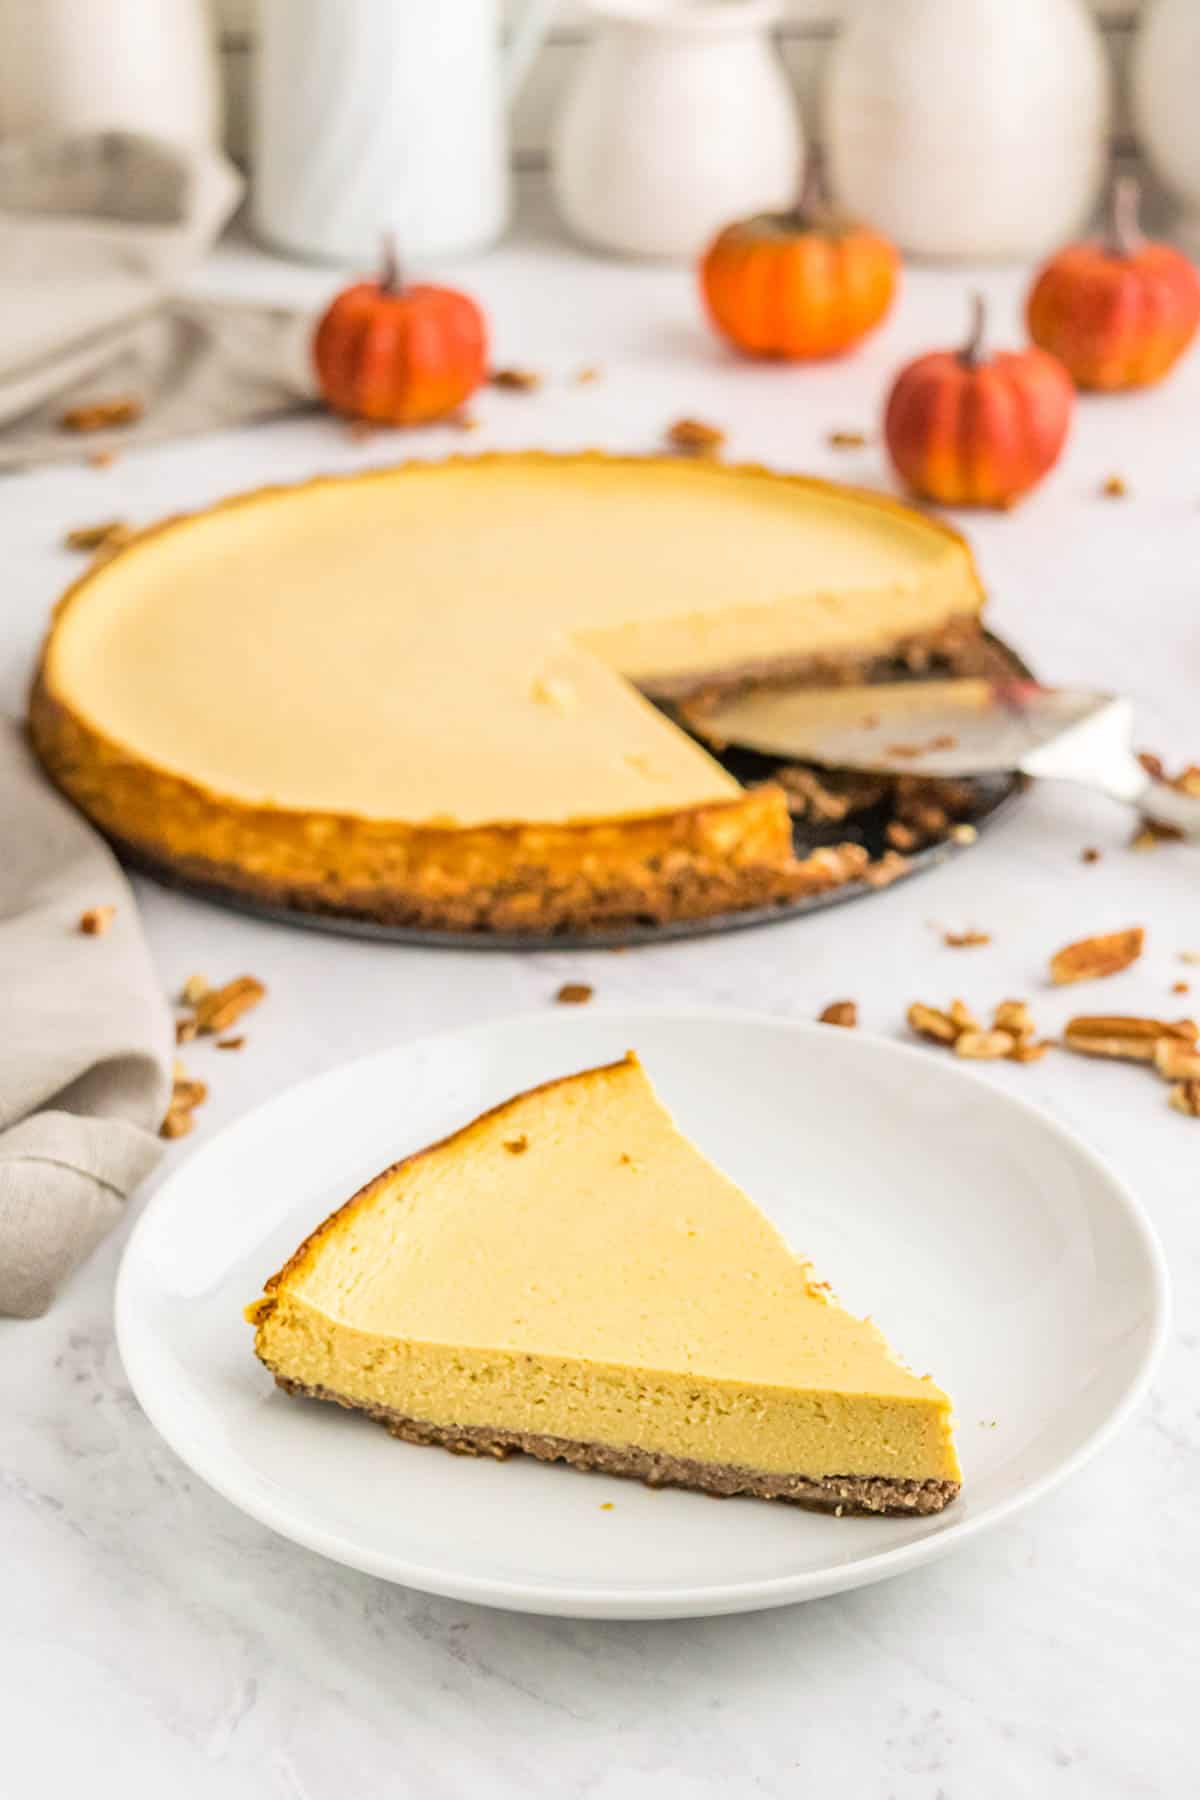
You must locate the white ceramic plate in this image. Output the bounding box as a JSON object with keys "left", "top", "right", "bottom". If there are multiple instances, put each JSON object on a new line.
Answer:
{"left": 116, "top": 1008, "right": 1167, "bottom": 1620}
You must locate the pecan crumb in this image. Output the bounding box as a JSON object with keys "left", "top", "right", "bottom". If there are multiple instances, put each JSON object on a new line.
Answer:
{"left": 78, "top": 905, "right": 115, "bottom": 936}
{"left": 175, "top": 1018, "right": 197, "bottom": 1045}
{"left": 491, "top": 367, "right": 541, "bottom": 392}
{"left": 87, "top": 449, "right": 117, "bottom": 468}
{"left": 666, "top": 417, "right": 725, "bottom": 457}
{"left": 555, "top": 982, "right": 593, "bottom": 1005}
{"left": 1168, "top": 1079, "right": 1200, "bottom": 1117}
{"left": 1049, "top": 926, "right": 1144, "bottom": 985}
{"left": 1172, "top": 980, "right": 1190, "bottom": 995}
{"left": 191, "top": 975, "right": 266, "bottom": 1035}
{"left": 215, "top": 1035, "right": 245, "bottom": 1051}
{"left": 1080, "top": 846, "right": 1102, "bottom": 864}
{"left": 1099, "top": 474, "right": 1128, "bottom": 498}
{"left": 503, "top": 1135, "right": 529, "bottom": 1155}
{"left": 59, "top": 396, "right": 143, "bottom": 433}
{"left": 64, "top": 519, "right": 132, "bottom": 555}
{"left": 943, "top": 928, "right": 991, "bottom": 948}
{"left": 818, "top": 1000, "right": 858, "bottom": 1028}
{"left": 575, "top": 366, "right": 601, "bottom": 385}
{"left": 828, "top": 429, "right": 869, "bottom": 449}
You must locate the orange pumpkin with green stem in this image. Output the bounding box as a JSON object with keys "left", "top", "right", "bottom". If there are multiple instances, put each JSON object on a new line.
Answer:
{"left": 1027, "top": 176, "right": 1200, "bottom": 391}
{"left": 884, "top": 294, "right": 1074, "bottom": 509}
{"left": 700, "top": 168, "right": 899, "bottom": 360}
{"left": 314, "top": 239, "right": 488, "bottom": 425}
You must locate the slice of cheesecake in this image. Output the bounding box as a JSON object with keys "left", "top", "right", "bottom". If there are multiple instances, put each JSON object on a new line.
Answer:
{"left": 247, "top": 1053, "right": 961, "bottom": 1515}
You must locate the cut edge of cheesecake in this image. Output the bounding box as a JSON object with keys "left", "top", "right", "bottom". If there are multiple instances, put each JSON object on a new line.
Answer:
{"left": 31, "top": 452, "right": 987, "bottom": 934}
{"left": 247, "top": 1051, "right": 962, "bottom": 1517}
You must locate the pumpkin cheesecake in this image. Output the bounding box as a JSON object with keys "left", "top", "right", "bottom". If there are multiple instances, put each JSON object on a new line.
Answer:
{"left": 32, "top": 453, "right": 986, "bottom": 932}
{"left": 247, "top": 1053, "right": 961, "bottom": 1514}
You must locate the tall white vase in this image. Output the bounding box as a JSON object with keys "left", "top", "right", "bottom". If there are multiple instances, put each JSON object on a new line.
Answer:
{"left": 824, "top": 0, "right": 1111, "bottom": 262}
{"left": 1132, "top": 0, "right": 1200, "bottom": 254}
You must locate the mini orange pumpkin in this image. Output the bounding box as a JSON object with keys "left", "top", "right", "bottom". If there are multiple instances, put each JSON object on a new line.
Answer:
{"left": 1027, "top": 176, "right": 1200, "bottom": 391}
{"left": 313, "top": 241, "right": 488, "bottom": 425}
{"left": 884, "top": 294, "right": 1074, "bottom": 509}
{"left": 699, "top": 170, "right": 899, "bottom": 360}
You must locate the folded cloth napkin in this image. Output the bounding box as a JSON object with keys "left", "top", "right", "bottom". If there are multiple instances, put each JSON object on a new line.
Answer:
{"left": 0, "top": 129, "right": 316, "bottom": 471}
{"left": 0, "top": 721, "right": 172, "bottom": 1317}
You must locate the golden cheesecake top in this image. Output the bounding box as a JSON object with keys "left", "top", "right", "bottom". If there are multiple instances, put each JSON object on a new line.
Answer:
{"left": 42, "top": 454, "right": 983, "bottom": 831}
{"left": 249, "top": 1053, "right": 960, "bottom": 1484}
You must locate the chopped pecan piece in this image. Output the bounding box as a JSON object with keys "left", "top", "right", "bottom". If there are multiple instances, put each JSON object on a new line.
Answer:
{"left": 1153, "top": 1038, "right": 1200, "bottom": 1082}
{"left": 907, "top": 1002, "right": 959, "bottom": 1044}
{"left": 491, "top": 367, "right": 541, "bottom": 391}
{"left": 555, "top": 982, "right": 593, "bottom": 1005}
{"left": 993, "top": 999, "right": 1035, "bottom": 1039}
{"left": 948, "top": 998, "right": 980, "bottom": 1033}
{"left": 1080, "top": 846, "right": 1102, "bottom": 864}
{"left": 160, "top": 1109, "right": 194, "bottom": 1140}
{"left": 216, "top": 1035, "right": 245, "bottom": 1051}
{"left": 954, "top": 1029, "right": 1017, "bottom": 1060}
{"left": 64, "top": 519, "right": 132, "bottom": 555}
{"left": 943, "top": 928, "right": 991, "bottom": 948}
{"left": 1049, "top": 926, "right": 1144, "bottom": 985}
{"left": 1099, "top": 474, "right": 1128, "bottom": 498}
{"left": 179, "top": 973, "right": 210, "bottom": 1006}
{"left": 1009, "top": 1038, "right": 1051, "bottom": 1064}
{"left": 828, "top": 428, "right": 869, "bottom": 449}
{"left": 666, "top": 417, "right": 725, "bottom": 457}
{"left": 818, "top": 1000, "right": 858, "bottom": 1028}
{"left": 1062, "top": 1015, "right": 1196, "bottom": 1063}
{"left": 1168, "top": 1080, "right": 1200, "bottom": 1116}
{"left": 193, "top": 975, "right": 266, "bottom": 1035}
{"left": 78, "top": 905, "right": 115, "bottom": 936}
{"left": 59, "top": 395, "right": 143, "bottom": 433}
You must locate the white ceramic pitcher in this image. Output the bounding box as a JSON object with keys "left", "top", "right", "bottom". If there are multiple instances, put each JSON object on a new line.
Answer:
{"left": 824, "top": 0, "right": 1110, "bottom": 262}
{"left": 551, "top": 0, "right": 803, "bottom": 261}
{"left": 253, "top": 0, "right": 556, "bottom": 264}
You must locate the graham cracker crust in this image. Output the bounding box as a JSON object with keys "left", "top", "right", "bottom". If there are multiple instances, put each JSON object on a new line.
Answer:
{"left": 274, "top": 1375, "right": 960, "bottom": 1517}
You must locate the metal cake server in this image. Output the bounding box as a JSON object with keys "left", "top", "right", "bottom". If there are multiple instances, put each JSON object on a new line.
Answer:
{"left": 685, "top": 678, "right": 1200, "bottom": 838}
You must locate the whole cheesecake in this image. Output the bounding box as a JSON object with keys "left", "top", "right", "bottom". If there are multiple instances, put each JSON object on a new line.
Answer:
{"left": 31, "top": 453, "right": 986, "bottom": 933}
{"left": 248, "top": 1053, "right": 961, "bottom": 1515}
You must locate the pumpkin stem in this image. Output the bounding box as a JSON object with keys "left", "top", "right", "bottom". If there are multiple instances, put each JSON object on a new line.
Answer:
{"left": 1105, "top": 173, "right": 1143, "bottom": 259}
{"left": 959, "top": 292, "right": 988, "bottom": 369}
{"left": 380, "top": 232, "right": 402, "bottom": 295}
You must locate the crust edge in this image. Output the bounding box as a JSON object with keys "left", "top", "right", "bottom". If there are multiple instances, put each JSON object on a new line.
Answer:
{"left": 270, "top": 1374, "right": 961, "bottom": 1518}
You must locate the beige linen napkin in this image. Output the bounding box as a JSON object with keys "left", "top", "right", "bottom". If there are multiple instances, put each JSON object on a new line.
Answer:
{"left": 0, "top": 129, "right": 315, "bottom": 470}
{"left": 0, "top": 721, "right": 172, "bottom": 1317}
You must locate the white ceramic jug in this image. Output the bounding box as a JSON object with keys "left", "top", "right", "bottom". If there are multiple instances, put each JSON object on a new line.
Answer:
{"left": 825, "top": 0, "right": 1110, "bottom": 262}
{"left": 0, "top": 0, "right": 219, "bottom": 145}
{"left": 551, "top": 0, "right": 804, "bottom": 261}
{"left": 253, "top": 0, "right": 556, "bottom": 264}
{"left": 1133, "top": 0, "right": 1200, "bottom": 253}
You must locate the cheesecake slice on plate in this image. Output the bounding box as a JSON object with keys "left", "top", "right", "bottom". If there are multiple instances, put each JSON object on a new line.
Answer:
{"left": 247, "top": 1052, "right": 961, "bottom": 1515}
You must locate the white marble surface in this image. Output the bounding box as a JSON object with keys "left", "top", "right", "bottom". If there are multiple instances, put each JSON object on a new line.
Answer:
{"left": 2, "top": 182, "right": 1197, "bottom": 1797}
